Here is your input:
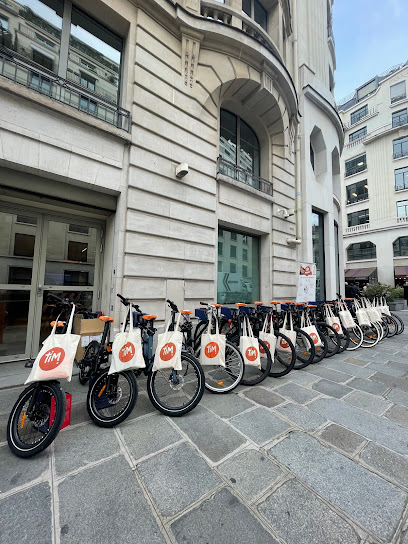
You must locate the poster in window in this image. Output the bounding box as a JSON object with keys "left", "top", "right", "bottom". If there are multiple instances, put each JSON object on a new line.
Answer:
{"left": 296, "top": 263, "right": 316, "bottom": 302}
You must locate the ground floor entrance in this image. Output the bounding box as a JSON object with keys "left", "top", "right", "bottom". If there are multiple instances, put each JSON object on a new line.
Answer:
{"left": 0, "top": 205, "right": 104, "bottom": 363}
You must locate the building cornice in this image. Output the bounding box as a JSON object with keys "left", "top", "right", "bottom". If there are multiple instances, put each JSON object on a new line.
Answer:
{"left": 303, "top": 85, "right": 344, "bottom": 150}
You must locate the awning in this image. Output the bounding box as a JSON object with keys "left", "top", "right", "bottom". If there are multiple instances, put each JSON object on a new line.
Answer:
{"left": 345, "top": 267, "right": 377, "bottom": 280}
{"left": 394, "top": 265, "right": 408, "bottom": 277}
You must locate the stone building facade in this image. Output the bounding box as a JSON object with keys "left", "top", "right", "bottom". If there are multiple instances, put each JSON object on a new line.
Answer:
{"left": 0, "top": 0, "right": 343, "bottom": 364}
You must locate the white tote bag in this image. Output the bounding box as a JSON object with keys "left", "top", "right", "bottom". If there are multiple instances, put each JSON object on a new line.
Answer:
{"left": 300, "top": 313, "right": 323, "bottom": 347}
{"left": 259, "top": 314, "right": 276, "bottom": 360}
{"left": 355, "top": 300, "right": 371, "bottom": 327}
{"left": 239, "top": 317, "right": 261, "bottom": 369}
{"left": 153, "top": 313, "right": 183, "bottom": 371}
{"left": 339, "top": 308, "right": 356, "bottom": 330}
{"left": 109, "top": 309, "right": 145, "bottom": 374}
{"left": 277, "top": 313, "right": 297, "bottom": 353}
{"left": 25, "top": 305, "right": 80, "bottom": 384}
{"left": 324, "top": 305, "right": 343, "bottom": 336}
{"left": 379, "top": 297, "right": 391, "bottom": 316}
{"left": 200, "top": 317, "right": 226, "bottom": 367}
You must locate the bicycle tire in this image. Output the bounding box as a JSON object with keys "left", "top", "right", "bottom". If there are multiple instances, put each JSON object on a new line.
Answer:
{"left": 310, "top": 329, "right": 329, "bottom": 363}
{"left": 240, "top": 338, "right": 272, "bottom": 386}
{"left": 193, "top": 320, "right": 210, "bottom": 352}
{"left": 147, "top": 352, "right": 204, "bottom": 416}
{"left": 346, "top": 325, "right": 364, "bottom": 350}
{"left": 382, "top": 314, "right": 398, "bottom": 338}
{"left": 390, "top": 312, "right": 405, "bottom": 335}
{"left": 331, "top": 325, "right": 351, "bottom": 353}
{"left": 316, "top": 323, "right": 340, "bottom": 358}
{"left": 7, "top": 381, "right": 66, "bottom": 458}
{"left": 291, "top": 328, "right": 315, "bottom": 368}
{"left": 87, "top": 369, "right": 138, "bottom": 427}
{"left": 78, "top": 340, "right": 100, "bottom": 385}
{"left": 360, "top": 323, "right": 381, "bottom": 348}
{"left": 196, "top": 341, "right": 245, "bottom": 394}
{"left": 270, "top": 332, "right": 297, "bottom": 377}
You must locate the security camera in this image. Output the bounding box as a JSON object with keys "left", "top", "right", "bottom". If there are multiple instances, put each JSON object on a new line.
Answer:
{"left": 287, "top": 208, "right": 295, "bottom": 217}
{"left": 176, "top": 162, "right": 189, "bottom": 178}
{"left": 277, "top": 208, "right": 290, "bottom": 219}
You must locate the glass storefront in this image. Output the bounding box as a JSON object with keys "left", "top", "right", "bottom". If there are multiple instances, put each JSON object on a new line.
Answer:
{"left": 312, "top": 211, "right": 325, "bottom": 300}
{"left": 217, "top": 228, "right": 259, "bottom": 304}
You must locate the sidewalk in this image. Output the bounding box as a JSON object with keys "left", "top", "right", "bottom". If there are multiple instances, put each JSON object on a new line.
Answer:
{"left": 1, "top": 314, "right": 408, "bottom": 544}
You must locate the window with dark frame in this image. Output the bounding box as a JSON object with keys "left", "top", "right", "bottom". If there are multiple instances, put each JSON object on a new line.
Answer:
{"left": 393, "top": 237, "right": 408, "bottom": 257}
{"left": 14, "top": 233, "right": 35, "bottom": 257}
{"left": 395, "top": 167, "right": 408, "bottom": 191}
{"left": 347, "top": 241, "right": 376, "bottom": 261}
{"left": 345, "top": 154, "right": 367, "bottom": 177}
{"left": 347, "top": 209, "right": 369, "bottom": 227}
{"left": 349, "top": 126, "right": 367, "bottom": 143}
{"left": 230, "top": 245, "right": 237, "bottom": 259}
{"left": 393, "top": 136, "right": 408, "bottom": 159}
{"left": 392, "top": 109, "right": 408, "bottom": 128}
{"left": 242, "top": 0, "right": 267, "bottom": 30}
{"left": 397, "top": 200, "right": 408, "bottom": 218}
{"left": 67, "top": 241, "right": 88, "bottom": 262}
{"left": 390, "top": 81, "right": 406, "bottom": 103}
{"left": 346, "top": 180, "right": 369, "bottom": 204}
{"left": 350, "top": 105, "right": 368, "bottom": 126}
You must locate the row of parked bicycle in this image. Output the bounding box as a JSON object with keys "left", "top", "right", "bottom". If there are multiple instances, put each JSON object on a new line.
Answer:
{"left": 6, "top": 294, "right": 404, "bottom": 458}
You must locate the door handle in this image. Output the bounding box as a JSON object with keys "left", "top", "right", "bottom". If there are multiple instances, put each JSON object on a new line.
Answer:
{"left": 37, "top": 284, "right": 43, "bottom": 296}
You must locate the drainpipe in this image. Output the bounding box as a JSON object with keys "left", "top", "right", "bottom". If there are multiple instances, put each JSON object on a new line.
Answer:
{"left": 287, "top": 0, "right": 302, "bottom": 247}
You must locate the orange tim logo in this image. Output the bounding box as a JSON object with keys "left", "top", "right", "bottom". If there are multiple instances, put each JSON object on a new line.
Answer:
{"left": 119, "top": 342, "right": 135, "bottom": 363}
{"left": 246, "top": 347, "right": 258, "bottom": 362}
{"left": 280, "top": 338, "right": 289, "bottom": 349}
{"left": 310, "top": 333, "right": 319, "bottom": 344}
{"left": 39, "top": 347, "right": 65, "bottom": 371}
{"left": 333, "top": 323, "right": 340, "bottom": 331}
{"left": 205, "top": 342, "right": 219, "bottom": 358}
{"left": 260, "top": 340, "right": 270, "bottom": 354}
{"left": 160, "top": 342, "right": 176, "bottom": 361}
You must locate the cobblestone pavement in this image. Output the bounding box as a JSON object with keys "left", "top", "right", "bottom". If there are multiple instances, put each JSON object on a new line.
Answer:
{"left": 1, "top": 313, "right": 408, "bottom": 544}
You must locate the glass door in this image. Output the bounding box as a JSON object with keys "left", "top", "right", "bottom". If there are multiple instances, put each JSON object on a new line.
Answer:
{"left": 0, "top": 207, "right": 103, "bottom": 363}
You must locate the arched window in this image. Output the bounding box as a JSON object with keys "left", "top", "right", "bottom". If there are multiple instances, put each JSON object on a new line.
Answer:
{"left": 347, "top": 241, "right": 376, "bottom": 261}
{"left": 219, "top": 109, "right": 260, "bottom": 178}
{"left": 394, "top": 237, "right": 408, "bottom": 257}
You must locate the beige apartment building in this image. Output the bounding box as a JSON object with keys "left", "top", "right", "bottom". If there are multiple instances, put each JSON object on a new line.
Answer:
{"left": 338, "top": 63, "right": 408, "bottom": 288}
{"left": 0, "top": 0, "right": 343, "bottom": 365}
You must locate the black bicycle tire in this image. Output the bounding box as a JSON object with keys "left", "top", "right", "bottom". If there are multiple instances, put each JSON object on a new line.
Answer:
{"left": 87, "top": 369, "right": 138, "bottom": 427}
{"left": 316, "top": 323, "right": 340, "bottom": 357}
{"left": 240, "top": 338, "right": 272, "bottom": 386}
{"left": 291, "top": 327, "right": 315, "bottom": 368}
{"left": 270, "top": 332, "right": 297, "bottom": 377}
{"left": 310, "top": 329, "right": 329, "bottom": 363}
{"left": 382, "top": 314, "right": 398, "bottom": 338}
{"left": 147, "top": 352, "right": 204, "bottom": 416}
{"left": 7, "top": 381, "right": 66, "bottom": 458}
{"left": 193, "top": 320, "right": 210, "bottom": 351}
{"left": 78, "top": 340, "right": 100, "bottom": 385}
{"left": 391, "top": 312, "right": 405, "bottom": 335}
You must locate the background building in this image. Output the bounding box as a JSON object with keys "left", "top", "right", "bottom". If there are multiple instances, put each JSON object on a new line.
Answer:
{"left": 0, "top": 0, "right": 343, "bottom": 365}
{"left": 337, "top": 62, "right": 408, "bottom": 287}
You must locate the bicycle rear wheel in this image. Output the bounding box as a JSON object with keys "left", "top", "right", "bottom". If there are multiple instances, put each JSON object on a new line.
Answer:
{"left": 240, "top": 339, "right": 272, "bottom": 386}
{"left": 87, "top": 369, "right": 138, "bottom": 427}
{"left": 346, "top": 326, "right": 364, "bottom": 350}
{"left": 291, "top": 328, "right": 315, "bottom": 369}
{"left": 198, "top": 341, "right": 245, "bottom": 393}
{"left": 391, "top": 312, "right": 404, "bottom": 335}
{"left": 7, "top": 381, "right": 66, "bottom": 458}
{"left": 147, "top": 352, "right": 204, "bottom": 416}
{"left": 270, "top": 332, "right": 296, "bottom": 377}
{"left": 316, "top": 323, "right": 340, "bottom": 358}
{"left": 360, "top": 323, "right": 381, "bottom": 348}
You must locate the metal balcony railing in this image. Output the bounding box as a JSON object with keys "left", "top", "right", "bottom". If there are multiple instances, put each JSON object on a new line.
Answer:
{"left": 346, "top": 193, "right": 369, "bottom": 205}
{"left": 393, "top": 149, "right": 408, "bottom": 160}
{"left": 218, "top": 157, "right": 273, "bottom": 196}
{"left": 0, "top": 46, "right": 130, "bottom": 132}
{"left": 391, "top": 93, "right": 406, "bottom": 104}
{"left": 343, "top": 106, "right": 378, "bottom": 129}
{"left": 345, "top": 163, "right": 367, "bottom": 177}
{"left": 392, "top": 113, "right": 408, "bottom": 128}
{"left": 397, "top": 216, "right": 408, "bottom": 223}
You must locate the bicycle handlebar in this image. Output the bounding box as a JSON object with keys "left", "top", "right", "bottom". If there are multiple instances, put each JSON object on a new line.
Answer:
{"left": 117, "top": 293, "right": 129, "bottom": 306}
{"left": 167, "top": 299, "right": 179, "bottom": 312}
{"left": 46, "top": 293, "right": 73, "bottom": 306}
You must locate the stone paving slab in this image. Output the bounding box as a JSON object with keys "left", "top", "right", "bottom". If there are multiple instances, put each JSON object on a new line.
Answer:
{"left": 242, "top": 387, "right": 285, "bottom": 408}
{"left": 258, "top": 479, "right": 361, "bottom": 544}
{"left": 387, "top": 361, "right": 408, "bottom": 371}
{"left": 366, "top": 362, "right": 407, "bottom": 377}
{"left": 371, "top": 372, "right": 408, "bottom": 391}
{"left": 322, "top": 360, "right": 375, "bottom": 379}
{"left": 58, "top": 456, "right": 166, "bottom": 543}
{"left": 0, "top": 386, "right": 25, "bottom": 414}
{"left": 312, "top": 379, "right": 353, "bottom": 398}
{"left": 344, "top": 390, "right": 393, "bottom": 415}
{"left": 230, "top": 407, "right": 291, "bottom": 445}
{"left": 119, "top": 413, "right": 182, "bottom": 461}
{"left": 218, "top": 449, "right": 283, "bottom": 502}
{"left": 317, "top": 424, "right": 367, "bottom": 455}
{"left": 303, "top": 366, "right": 351, "bottom": 383}
{"left": 0, "top": 445, "right": 49, "bottom": 494}
{"left": 54, "top": 423, "right": 120, "bottom": 477}
{"left": 343, "top": 357, "right": 369, "bottom": 367}
{"left": 385, "top": 404, "right": 408, "bottom": 426}
{"left": 346, "top": 377, "right": 389, "bottom": 396}
{"left": 273, "top": 383, "right": 321, "bottom": 404}
{"left": 275, "top": 402, "right": 327, "bottom": 431}
{"left": 275, "top": 371, "right": 320, "bottom": 386}
{"left": 173, "top": 406, "right": 246, "bottom": 462}
{"left": 309, "top": 397, "right": 408, "bottom": 455}
{"left": 137, "top": 442, "right": 221, "bottom": 517}
{"left": 199, "top": 391, "right": 254, "bottom": 419}
{"left": 386, "top": 388, "right": 408, "bottom": 408}
{"left": 269, "top": 432, "right": 408, "bottom": 541}
{"left": 0, "top": 483, "right": 52, "bottom": 544}
{"left": 171, "top": 487, "right": 280, "bottom": 544}
{"left": 359, "top": 442, "right": 408, "bottom": 488}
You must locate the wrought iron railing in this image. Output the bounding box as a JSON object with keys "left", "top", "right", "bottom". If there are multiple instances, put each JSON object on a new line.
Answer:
{"left": 393, "top": 149, "right": 408, "bottom": 160}
{"left": 0, "top": 46, "right": 130, "bottom": 132}
{"left": 391, "top": 93, "right": 406, "bottom": 104}
{"left": 392, "top": 113, "right": 408, "bottom": 128}
{"left": 346, "top": 193, "right": 368, "bottom": 205}
{"left": 218, "top": 157, "right": 273, "bottom": 196}
{"left": 345, "top": 163, "right": 367, "bottom": 177}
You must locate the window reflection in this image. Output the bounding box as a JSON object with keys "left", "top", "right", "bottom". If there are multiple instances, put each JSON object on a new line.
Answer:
{"left": 312, "top": 211, "right": 325, "bottom": 300}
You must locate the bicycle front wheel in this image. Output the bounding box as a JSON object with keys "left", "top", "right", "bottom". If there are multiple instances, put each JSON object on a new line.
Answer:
{"left": 87, "top": 369, "right": 138, "bottom": 427}
{"left": 346, "top": 326, "right": 364, "bottom": 350}
{"left": 147, "top": 352, "right": 204, "bottom": 416}
{"left": 240, "top": 339, "right": 272, "bottom": 386}
{"left": 270, "top": 332, "right": 296, "bottom": 377}
{"left": 7, "top": 381, "right": 66, "bottom": 458}
{"left": 198, "top": 341, "right": 245, "bottom": 393}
